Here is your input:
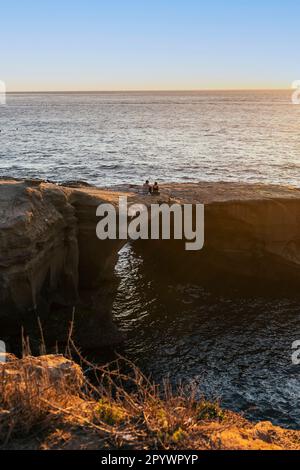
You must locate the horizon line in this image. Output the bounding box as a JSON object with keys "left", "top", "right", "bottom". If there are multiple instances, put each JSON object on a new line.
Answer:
{"left": 6, "top": 88, "right": 291, "bottom": 94}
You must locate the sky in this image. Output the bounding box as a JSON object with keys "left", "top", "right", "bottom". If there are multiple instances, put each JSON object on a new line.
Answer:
{"left": 0, "top": 0, "right": 299, "bottom": 91}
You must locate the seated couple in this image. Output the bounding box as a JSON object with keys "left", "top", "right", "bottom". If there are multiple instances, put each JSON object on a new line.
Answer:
{"left": 142, "top": 180, "right": 160, "bottom": 195}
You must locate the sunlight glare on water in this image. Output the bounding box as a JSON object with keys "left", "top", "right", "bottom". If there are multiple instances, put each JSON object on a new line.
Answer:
{"left": 1, "top": 90, "right": 300, "bottom": 187}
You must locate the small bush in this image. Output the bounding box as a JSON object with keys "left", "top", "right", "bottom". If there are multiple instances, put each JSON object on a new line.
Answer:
{"left": 154, "top": 407, "right": 170, "bottom": 430}
{"left": 172, "top": 427, "right": 187, "bottom": 443}
{"left": 196, "top": 400, "right": 225, "bottom": 422}
{"left": 96, "top": 398, "right": 127, "bottom": 426}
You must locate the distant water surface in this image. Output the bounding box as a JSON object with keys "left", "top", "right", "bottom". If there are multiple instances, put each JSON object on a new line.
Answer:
{"left": 0, "top": 90, "right": 300, "bottom": 187}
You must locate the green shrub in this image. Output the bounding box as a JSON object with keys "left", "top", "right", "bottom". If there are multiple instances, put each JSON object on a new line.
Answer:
{"left": 196, "top": 400, "right": 225, "bottom": 421}
{"left": 96, "top": 398, "right": 127, "bottom": 426}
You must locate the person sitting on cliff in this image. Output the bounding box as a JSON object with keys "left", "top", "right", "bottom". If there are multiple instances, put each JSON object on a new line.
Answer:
{"left": 152, "top": 181, "right": 160, "bottom": 195}
{"left": 142, "top": 180, "right": 152, "bottom": 195}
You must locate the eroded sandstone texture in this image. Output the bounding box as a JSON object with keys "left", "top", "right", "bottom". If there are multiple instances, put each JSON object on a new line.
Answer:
{"left": 0, "top": 179, "right": 300, "bottom": 348}
{"left": 134, "top": 183, "right": 300, "bottom": 292}
{"left": 0, "top": 179, "right": 126, "bottom": 348}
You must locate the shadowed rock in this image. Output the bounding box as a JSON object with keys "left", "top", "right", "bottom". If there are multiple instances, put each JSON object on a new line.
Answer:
{"left": 1, "top": 179, "right": 300, "bottom": 348}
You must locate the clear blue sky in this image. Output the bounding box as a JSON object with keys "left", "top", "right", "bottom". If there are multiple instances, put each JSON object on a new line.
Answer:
{"left": 1, "top": 0, "right": 299, "bottom": 91}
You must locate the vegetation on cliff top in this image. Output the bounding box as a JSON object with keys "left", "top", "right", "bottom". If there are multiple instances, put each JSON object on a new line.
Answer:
{"left": 0, "top": 345, "right": 299, "bottom": 450}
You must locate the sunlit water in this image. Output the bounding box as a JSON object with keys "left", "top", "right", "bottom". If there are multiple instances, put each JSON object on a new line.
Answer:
{"left": 1, "top": 91, "right": 300, "bottom": 428}
{"left": 1, "top": 91, "right": 300, "bottom": 186}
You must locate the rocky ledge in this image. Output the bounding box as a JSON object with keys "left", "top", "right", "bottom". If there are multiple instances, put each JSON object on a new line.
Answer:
{"left": 1, "top": 178, "right": 300, "bottom": 348}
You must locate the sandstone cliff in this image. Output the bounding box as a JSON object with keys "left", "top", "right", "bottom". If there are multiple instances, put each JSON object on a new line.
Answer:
{"left": 0, "top": 178, "right": 300, "bottom": 348}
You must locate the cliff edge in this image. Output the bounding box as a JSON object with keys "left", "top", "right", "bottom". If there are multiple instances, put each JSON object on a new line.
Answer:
{"left": 1, "top": 178, "right": 300, "bottom": 348}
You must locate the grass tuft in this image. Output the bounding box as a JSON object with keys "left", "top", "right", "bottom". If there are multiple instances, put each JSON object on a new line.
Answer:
{"left": 195, "top": 400, "right": 225, "bottom": 422}
{"left": 96, "top": 398, "right": 127, "bottom": 426}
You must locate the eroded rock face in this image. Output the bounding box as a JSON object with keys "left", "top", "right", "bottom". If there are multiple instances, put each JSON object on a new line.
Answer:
{"left": 134, "top": 183, "right": 300, "bottom": 292}
{"left": 0, "top": 180, "right": 126, "bottom": 348}
{"left": 0, "top": 180, "right": 78, "bottom": 320}
{"left": 1, "top": 179, "right": 300, "bottom": 349}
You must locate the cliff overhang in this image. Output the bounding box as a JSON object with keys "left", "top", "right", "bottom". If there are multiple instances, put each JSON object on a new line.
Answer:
{"left": 1, "top": 178, "right": 300, "bottom": 348}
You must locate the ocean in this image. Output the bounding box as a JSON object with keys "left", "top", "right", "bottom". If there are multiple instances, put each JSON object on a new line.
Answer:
{"left": 1, "top": 91, "right": 300, "bottom": 429}
{"left": 1, "top": 90, "right": 300, "bottom": 187}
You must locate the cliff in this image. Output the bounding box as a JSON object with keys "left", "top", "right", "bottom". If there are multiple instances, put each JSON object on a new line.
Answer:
{"left": 1, "top": 178, "right": 300, "bottom": 348}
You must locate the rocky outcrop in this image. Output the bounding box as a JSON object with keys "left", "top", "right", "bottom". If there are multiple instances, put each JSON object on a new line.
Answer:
{"left": 1, "top": 179, "right": 300, "bottom": 349}
{"left": 0, "top": 354, "right": 83, "bottom": 390}
{"left": 0, "top": 180, "right": 129, "bottom": 348}
{"left": 134, "top": 183, "right": 300, "bottom": 292}
{"left": 0, "top": 180, "right": 78, "bottom": 314}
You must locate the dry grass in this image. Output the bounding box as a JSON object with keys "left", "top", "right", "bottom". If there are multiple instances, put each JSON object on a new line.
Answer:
{"left": 0, "top": 326, "right": 299, "bottom": 450}
{"left": 0, "top": 354, "right": 81, "bottom": 444}
{"left": 0, "top": 349, "right": 227, "bottom": 450}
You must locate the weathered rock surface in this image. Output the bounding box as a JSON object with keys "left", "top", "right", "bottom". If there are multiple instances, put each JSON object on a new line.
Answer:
{"left": 132, "top": 182, "right": 300, "bottom": 291}
{"left": 0, "top": 353, "right": 83, "bottom": 390}
{"left": 1, "top": 178, "right": 300, "bottom": 348}
{"left": 0, "top": 179, "right": 126, "bottom": 348}
{"left": 206, "top": 420, "right": 300, "bottom": 450}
